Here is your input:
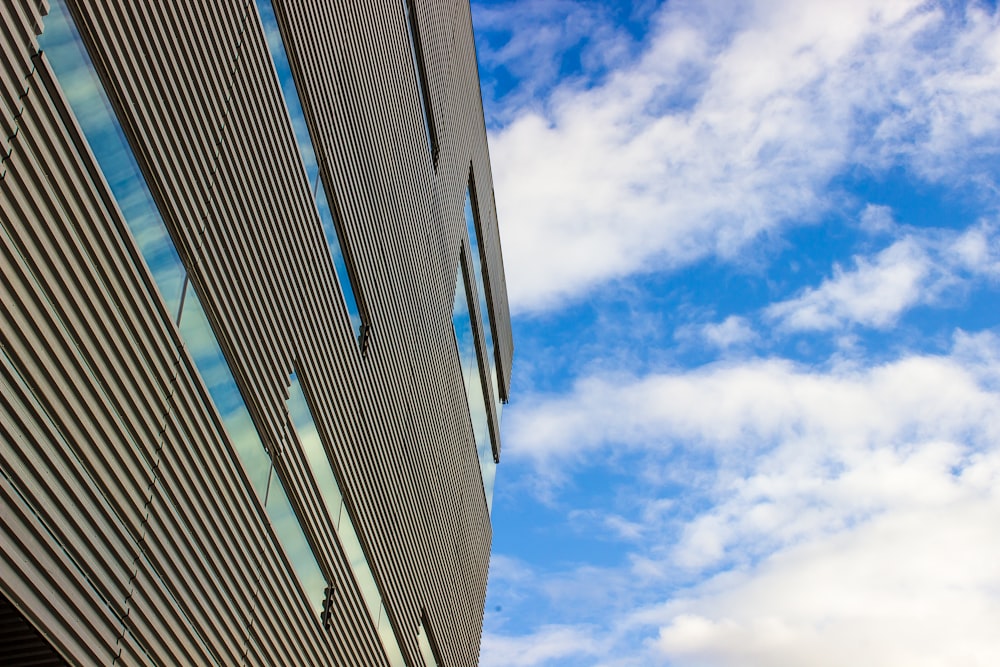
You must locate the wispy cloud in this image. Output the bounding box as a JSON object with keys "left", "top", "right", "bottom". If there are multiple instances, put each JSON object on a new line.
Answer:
{"left": 485, "top": 0, "right": 1000, "bottom": 313}
{"left": 481, "top": 625, "right": 604, "bottom": 667}
{"left": 767, "top": 221, "right": 1000, "bottom": 331}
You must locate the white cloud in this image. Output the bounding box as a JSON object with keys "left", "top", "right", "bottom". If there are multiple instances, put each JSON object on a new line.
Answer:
{"left": 649, "top": 483, "right": 1000, "bottom": 666}
{"left": 487, "top": 0, "right": 1000, "bottom": 313}
{"left": 488, "top": 331, "right": 1000, "bottom": 665}
{"left": 506, "top": 333, "right": 1000, "bottom": 465}
{"left": 858, "top": 203, "right": 896, "bottom": 233}
{"left": 767, "top": 236, "right": 931, "bottom": 330}
{"left": 480, "top": 625, "right": 603, "bottom": 667}
{"left": 766, "top": 221, "right": 1000, "bottom": 331}
{"left": 701, "top": 315, "right": 757, "bottom": 349}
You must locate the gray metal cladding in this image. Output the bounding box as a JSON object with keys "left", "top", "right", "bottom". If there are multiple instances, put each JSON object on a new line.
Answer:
{"left": 1, "top": 0, "right": 510, "bottom": 665}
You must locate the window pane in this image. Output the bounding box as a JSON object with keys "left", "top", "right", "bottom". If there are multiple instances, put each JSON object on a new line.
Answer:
{"left": 417, "top": 619, "right": 441, "bottom": 667}
{"left": 452, "top": 264, "right": 496, "bottom": 511}
{"left": 179, "top": 285, "right": 271, "bottom": 499}
{"left": 464, "top": 188, "right": 502, "bottom": 421}
{"left": 39, "top": 0, "right": 186, "bottom": 317}
{"left": 264, "top": 468, "right": 327, "bottom": 615}
{"left": 256, "top": 0, "right": 364, "bottom": 343}
{"left": 287, "top": 373, "right": 406, "bottom": 666}
{"left": 403, "top": 0, "right": 437, "bottom": 163}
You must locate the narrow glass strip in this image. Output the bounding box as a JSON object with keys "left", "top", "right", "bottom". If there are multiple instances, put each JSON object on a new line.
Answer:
{"left": 178, "top": 285, "right": 271, "bottom": 500}
{"left": 39, "top": 0, "right": 186, "bottom": 316}
{"left": 417, "top": 618, "right": 441, "bottom": 667}
{"left": 255, "top": 0, "right": 364, "bottom": 344}
{"left": 452, "top": 263, "right": 496, "bottom": 511}
{"left": 263, "top": 467, "right": 327, "bottom": 615}
{"left": 464, "top": 187, "right": 502, "bottom": 421}
{"left": 287, "top": 373, "right": 407, "bottom": 667}
{"left": 403, "top": 0, "right": 437, "bottom": 163}
{"left": 42, "top": 0, "right": 326, "bottom": 623}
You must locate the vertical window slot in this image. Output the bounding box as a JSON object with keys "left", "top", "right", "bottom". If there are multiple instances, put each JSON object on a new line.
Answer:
{"left": 257, "top": 0, "right": 367, "bottom": 350}
{"left": 403, "top": 0, "right": 439, "bottom": 166}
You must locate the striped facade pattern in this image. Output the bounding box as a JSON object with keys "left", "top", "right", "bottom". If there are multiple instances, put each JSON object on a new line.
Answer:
{"left": 1, "top": 0, "right": 511, "bottom": 665}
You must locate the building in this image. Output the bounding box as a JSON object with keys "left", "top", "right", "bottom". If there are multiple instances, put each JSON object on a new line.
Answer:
{"left": 0, "top": 0, "right": 511, "bottom": 664}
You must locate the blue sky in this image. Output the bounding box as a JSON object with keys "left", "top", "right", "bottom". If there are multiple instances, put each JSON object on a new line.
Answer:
{"left": 471, "top": 1, "right": 1000, "bottom": 665}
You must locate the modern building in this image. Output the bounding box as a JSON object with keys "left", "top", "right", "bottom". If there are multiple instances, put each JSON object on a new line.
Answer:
{"left": 0, "top": 0, "right": 511, "bottom": 665}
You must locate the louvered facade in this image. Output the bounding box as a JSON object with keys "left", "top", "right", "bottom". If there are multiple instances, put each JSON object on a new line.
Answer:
{"left": 0, "top": 0, "right": 511, "bottom": 665}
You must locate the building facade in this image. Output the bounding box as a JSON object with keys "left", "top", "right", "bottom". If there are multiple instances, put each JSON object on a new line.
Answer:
{"left": 0, "top": 0, "right": 511, "bottom": 665}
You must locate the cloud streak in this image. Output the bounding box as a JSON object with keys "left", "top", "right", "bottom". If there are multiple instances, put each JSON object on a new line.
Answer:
{"left": 485, "top": 0, "right": 1000, "bottom": 313}
{"left": 767, "top": 221, "right": 1000, "bottom": 331}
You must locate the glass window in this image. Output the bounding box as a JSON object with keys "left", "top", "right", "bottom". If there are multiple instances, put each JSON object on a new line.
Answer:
{"left": 417, "top": 616, "right": 442, "bottom": 667}
{"left": 464, "top": 185, "right": 502, "bottom": 420}
{"left": 452, "top": 261, "right": 496, "bottom": 512}
{"left": 256, "top": 0, "right": 366, "bottom": 348}
{"left": 179, "top": 283, "right": 271, "bottom": 500}
{"left": 38, "top": 0, "right": 186, "bottom": 316}
{"left": 263, "top": 466, "right": 327, "bottom": 615}
{"left": 287, "top": 373, "right": 406, "bottom": 667}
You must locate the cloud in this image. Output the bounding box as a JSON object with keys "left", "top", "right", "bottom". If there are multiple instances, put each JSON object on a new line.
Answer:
{"left": 505, "top": 332, "right": 1000, "bottom": 465}
{"left": 768, "top": 236, "right": 931, "bottom": 330}
{"left": 648, "top": 475, "right": 1000, "bottom": 666}
{"left": 701, "top": 316, "right": 757, "bottom": 349}
{"left": 480, "top": 625, "right": 603, "bottom": 667}
{"left": 487, "top": 330, "right": 1000, "bottom": 665}
{"left": 858, "top": 203, "right": 896, "bottom": 234}
{"left": 472, "top": 0, "right": 642, "bottom": 123}
{"left": 486, "top": 0, "right": 1000, "bottom": 313}
{"left": 766, "top": 221, "right": 1000, "bottom": 331}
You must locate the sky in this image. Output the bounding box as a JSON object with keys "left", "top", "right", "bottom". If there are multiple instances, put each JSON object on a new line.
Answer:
{"left": 470, "top": 1, "right": 1000, "bottom": 665}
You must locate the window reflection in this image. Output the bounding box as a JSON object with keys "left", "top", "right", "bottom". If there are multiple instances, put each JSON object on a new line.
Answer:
{"left": 255, "top": 0, "right": 365, "bottom": 345}
{"left": 403, "top": 0, "right": 438, "bottom": 164}
{"left": 287, "top": 373, "right": 407, "bottom": 667}
{"left": 452, "top": 262, "right": 496, "bottom": 511}
{"left": 38, "top": 0, "right": 186, "bottom": 317}
{"left": 417, "top": 617, "right": 441, "bottom": 667}
{"left": 178, "top": 284, "right": 271, "bottom": 499}
{"left": 464, "top": 187, "right": 502, "bottom": 421}
{"left": 263, "top": 467, "right": 327, "bottom": 615}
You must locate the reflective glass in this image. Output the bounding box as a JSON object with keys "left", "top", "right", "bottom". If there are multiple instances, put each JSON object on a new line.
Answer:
{"left": 255, "top": 0, "right": 364, "bottom": 343}
{"left": 464, "top": 188, "right": 502, "bottom": 421}
{"left": 452, "top": 264, "right": 496, "bottom": 511}
{"left": 417, "top": 620, "right": 441, "bottom": 667}
{"left": 403, "top": 0, "right": 436, "bottom": 162}
{"left": 38, "top": 0, "right": 186, "bottom": 317}
{"left": 178, "top": 286, "right": 271, "bottom": 499}
{"left": 264, "top": 468, "right": 327, "bottom": 615}
{"left": 287, "top": 374, "right": 406, "bottom": 666}
{"left": 42, "top": 0, "right": 324, "bottom": 619}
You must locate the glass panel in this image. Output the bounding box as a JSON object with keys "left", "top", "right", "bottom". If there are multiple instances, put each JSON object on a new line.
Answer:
{"left": 178, "top": 286, "right": 271, "bottom": 499}
{"left": 464, "top": 188, "right": 502, "bottom": 421}
{"left": 452, "top": 263, "right": 496, "bottom": 511}
{"left": 42, "top": 0, "right": 325, "bottom": 622}
{"left": 255, "top": 0, "right": 364, "bottom": 343}
{"left": 264, "top": 468, "right": 327, "bottom": 615}
{"left": 287, "top": 374, "right": 406, "bottom": 667}
{"left": 417, "top": 619, "right": 441, "bottom": 667}
{"left": 38, "top": 0, "right": 186, "bottom": 317}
